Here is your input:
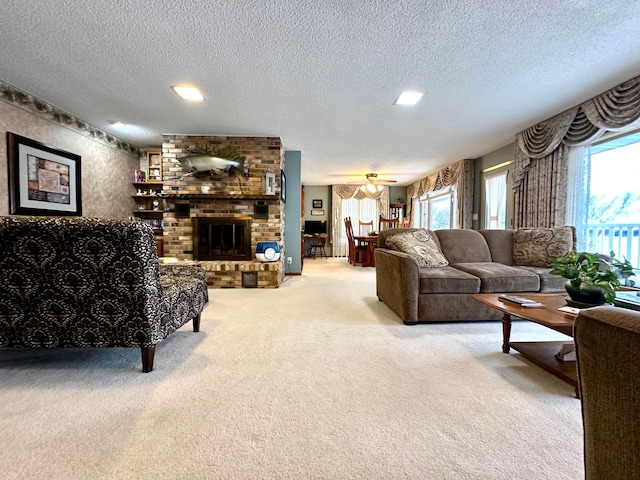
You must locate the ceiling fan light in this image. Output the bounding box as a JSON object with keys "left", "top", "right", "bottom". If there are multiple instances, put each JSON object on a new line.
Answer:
{"left": 366, "top": 183, "right": 377, "bottom": 193}
{"left": 360, "top": 185, "right": 366, "bottom": 192}
{"left": 377, "top": 185, "right": 383, "bottom": 191}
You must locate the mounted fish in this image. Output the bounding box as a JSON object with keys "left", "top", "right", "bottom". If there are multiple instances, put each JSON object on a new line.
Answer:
{"left": 177, "top": 145, "right": 246, "bottom": 180}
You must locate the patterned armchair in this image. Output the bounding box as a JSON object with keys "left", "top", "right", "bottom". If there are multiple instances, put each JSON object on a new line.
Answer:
{"left": 0, "top": 216, "right": 208, "bottom": 372}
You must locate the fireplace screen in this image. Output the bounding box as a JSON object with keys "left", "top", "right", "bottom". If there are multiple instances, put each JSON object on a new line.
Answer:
{"left": 193, "top": 217, "right": 252, "bottom": 261}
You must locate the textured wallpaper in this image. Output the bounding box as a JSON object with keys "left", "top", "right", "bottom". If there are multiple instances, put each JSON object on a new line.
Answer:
{"left": 0, "top": 102, "right": 138, "bottom": 220}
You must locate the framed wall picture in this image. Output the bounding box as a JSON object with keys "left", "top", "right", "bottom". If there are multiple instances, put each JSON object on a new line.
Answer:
{"left": 265, "top": 170, "right": 276, "bottom": 195}
{"left": 312, "top": 199, "right": 322, "bottom": 208}
{"left": 280, "top": 170, "right": 286, "bottom": 203}
{"left": 7, "top": 132, "right": 82, "bottom": 216}
{"left": 310, "top": 209, "right": 324, "bottom": 216}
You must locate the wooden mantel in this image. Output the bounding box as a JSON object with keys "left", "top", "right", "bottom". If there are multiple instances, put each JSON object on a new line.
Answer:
{"left": 160, "top": 193, "right": 281, "bottom": 201}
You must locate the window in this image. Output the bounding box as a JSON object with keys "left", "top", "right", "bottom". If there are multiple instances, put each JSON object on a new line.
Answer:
{"left": 483, "top": 171, "right": 507, "bottom": 229}
{"left": 419, "top": 187, "right": 455, "bottom": 230}
{"left": 341, "top": 197, "right": 378, "bottom": 231}
{"left": 568, "top": 131, "right": 640, "bottom": 268}
{"left": 337, "top": 197, "right": 379, "bottom": 256}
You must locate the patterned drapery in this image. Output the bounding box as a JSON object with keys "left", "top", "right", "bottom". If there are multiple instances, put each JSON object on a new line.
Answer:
{"left": 331, "top": 185, "right": 389, "bottom": 257}
{"left": 514, "top": 75, "right": 640, "bottom": 227}
{"left": 332, "top": 185, "right": 387, "bottom": 200}
{"left": 406, "top": 159, "right": 474, "bottom": 229}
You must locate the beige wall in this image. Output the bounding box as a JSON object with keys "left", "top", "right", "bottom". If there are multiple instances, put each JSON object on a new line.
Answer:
{"left": 0, "top": 101, "right": 138, "bottom": 219}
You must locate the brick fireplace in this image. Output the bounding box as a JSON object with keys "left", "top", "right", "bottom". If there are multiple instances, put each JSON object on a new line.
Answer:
{"left": 160, "top": 135, "right": 285, "bottom": 288}
{"left": 192, "top": 216, "right": 252, "bottom": 261}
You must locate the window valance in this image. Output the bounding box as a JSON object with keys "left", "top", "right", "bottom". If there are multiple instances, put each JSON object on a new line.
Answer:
{"left": 514, "top": 75, "right": 640, "bottom": 188}
{"left": 406, "top": 159, "right": 474, "bottom": 229}
{"left": 332, "top": 185, "right": 387, "bottom": 200}
{"left": 406, "top": 160, "right": 463, "bottom": 199}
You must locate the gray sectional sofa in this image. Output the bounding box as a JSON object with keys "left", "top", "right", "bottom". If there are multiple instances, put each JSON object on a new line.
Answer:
{"left": 374, "top": 227, "right": 574, "bottom": 324}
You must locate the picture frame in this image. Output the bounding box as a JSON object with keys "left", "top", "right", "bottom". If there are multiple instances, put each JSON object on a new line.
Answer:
{"left": 280, "top": 170, "right": 287, "bottom": 203}
{"left": 7, "top": 132, "right": 82, "bottom": 216}
{"left": 312, "top": 199, "right": 323, "bottom": 209}
{"left": 265, "top": 170, "right": 276, "bottom": 195}
{"left": 310, "top": 209, "right": 324, "bottom": 216}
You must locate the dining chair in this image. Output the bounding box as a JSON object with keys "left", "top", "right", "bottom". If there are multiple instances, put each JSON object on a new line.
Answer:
{"left": 344, "top": 217, "right": 366, "bottom": 265}
{"left": 379, "top": 215, "right": 399, "bottom": 231}
{"left": 359, "top": 219, "right": 374, "bottom": 236}
{"left": 309, "top": 235, "right": 328, "bottom": 259}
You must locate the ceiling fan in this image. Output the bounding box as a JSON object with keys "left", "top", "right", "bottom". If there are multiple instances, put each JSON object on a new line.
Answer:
{"left": 352, "top": 173, "right": 397, "bottom": 192}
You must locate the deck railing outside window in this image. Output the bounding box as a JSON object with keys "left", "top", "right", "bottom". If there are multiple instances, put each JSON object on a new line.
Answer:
{"left": 583, "top": 223, "right": 640, "bottom": 271}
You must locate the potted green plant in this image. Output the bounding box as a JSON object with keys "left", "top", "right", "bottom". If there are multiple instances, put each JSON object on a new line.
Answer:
{"left": 550, "top": 250, "right": 635, "bottom": 305}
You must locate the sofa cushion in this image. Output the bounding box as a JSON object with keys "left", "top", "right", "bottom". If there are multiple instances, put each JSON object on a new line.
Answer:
{"left": 512, "top": 226, "right": 575, "bottom": 267}
{"left": 517, "top": 266, "right": 566, "bottom": 292}
{"left": 385, "top": 229, "right": 448, "bottom": 268}
{"left": 419, "top": 266, "right": 481, "bottom": 294}
{"left": 479, "top": 229, "right": 515, "bottom": 265}
{"left": 452, "top": 262, "right": 540, "bottom": 293}
{"left": 434, "top": 229, "right": 492, "bottom": 263}
{"left": 378, "top": 228, "right": 441, "bottom": 249}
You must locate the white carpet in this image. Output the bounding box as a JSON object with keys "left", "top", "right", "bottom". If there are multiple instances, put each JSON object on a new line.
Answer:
{"left": 0, "top": 259, "right": 584, "bottom": 479}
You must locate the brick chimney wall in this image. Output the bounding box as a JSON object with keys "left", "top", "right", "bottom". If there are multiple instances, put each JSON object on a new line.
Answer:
{"left": 160, "top": 135, "right": 285, "bottom": 288}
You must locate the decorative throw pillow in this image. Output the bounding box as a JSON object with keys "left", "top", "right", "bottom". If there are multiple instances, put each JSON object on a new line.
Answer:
{"left": 385, "top": 229, "right": 449, "bottom": 268}
{"left": 512, "top": 226, "right": 575, "bottom": 267}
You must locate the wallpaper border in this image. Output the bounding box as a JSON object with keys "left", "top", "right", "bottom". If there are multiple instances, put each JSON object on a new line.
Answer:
{"left": 0, "top": 80, "right": 140, "bottom": 157}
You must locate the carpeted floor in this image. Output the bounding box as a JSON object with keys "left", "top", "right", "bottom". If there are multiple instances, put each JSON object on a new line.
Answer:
{"left": 0, "top": 258, "right": 584, "bottom": 479}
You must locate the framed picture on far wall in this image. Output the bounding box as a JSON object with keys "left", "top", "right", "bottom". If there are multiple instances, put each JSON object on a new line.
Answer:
{"left": 312, "top": 199, "right": 322, "bottom": 208}
{"left": 7, "top": 132, "right": 82, "bottom": 216}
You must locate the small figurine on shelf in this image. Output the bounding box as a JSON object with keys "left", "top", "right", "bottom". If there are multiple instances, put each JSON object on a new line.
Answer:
{"left": 152, "top": 200, "right": 160, "bottom": 211}
{"left": 137, "top": 189, "right": 143, "bottom": 195}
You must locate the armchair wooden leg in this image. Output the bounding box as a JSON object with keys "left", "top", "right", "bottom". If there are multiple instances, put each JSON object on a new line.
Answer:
{"left": 141, "top": 345, "right": 155, "bottom": 373}
{"left": 193, "top": 314, "right": 201, "bottom": 332}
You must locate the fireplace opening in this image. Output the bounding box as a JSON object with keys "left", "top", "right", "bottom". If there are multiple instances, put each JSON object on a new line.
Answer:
{"left": 193, "top": 217, "right": 252, "bottom": 261}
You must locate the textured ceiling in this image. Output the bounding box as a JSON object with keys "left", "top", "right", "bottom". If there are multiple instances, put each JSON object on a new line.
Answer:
{"left": 1, "top": 0, "right": 640, "bottom": 185}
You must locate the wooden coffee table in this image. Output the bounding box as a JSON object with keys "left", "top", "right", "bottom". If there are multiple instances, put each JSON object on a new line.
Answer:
{"left": 473, "top": 293, "right": 579, "bottom": 397}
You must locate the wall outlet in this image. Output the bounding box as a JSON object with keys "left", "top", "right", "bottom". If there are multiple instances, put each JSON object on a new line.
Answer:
{"left": 287, "top": 256, "right": 292, "bottom": 264}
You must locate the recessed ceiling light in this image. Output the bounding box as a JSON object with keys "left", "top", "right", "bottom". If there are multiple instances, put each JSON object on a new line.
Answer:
{"left": 394, "top": 91, "right": 423, "bottom": 106}
{"left": 171, "top": 85, "right": 205, "bottom": 102}
{"left": 108, "top": 120, "right": 126, "bottom": 127}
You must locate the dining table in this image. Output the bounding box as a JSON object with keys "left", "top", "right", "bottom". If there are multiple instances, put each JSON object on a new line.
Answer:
{"left": 353, "top": 235, "right": 378, "bottom": 267}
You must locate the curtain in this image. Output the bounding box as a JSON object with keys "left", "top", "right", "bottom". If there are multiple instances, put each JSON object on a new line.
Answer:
{"left": 484, "top": 172, "right": 507, "bottom": 229}
{"left": 565, "top": 145, "right": 588, "bottom": 249}
{"left": 406, "top": 159, "right": 474, "bottom": 229}
{"left": 514, "top": 144, "right": 568, "bottom": 228}
{"left": 514, "top": 75, "right": 640, "bottom": 227}
{"left": 331, "top": 185, "right": 389, "bottom": 257}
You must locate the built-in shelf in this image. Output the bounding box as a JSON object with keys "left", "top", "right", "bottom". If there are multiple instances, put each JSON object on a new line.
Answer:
{"left": 133, "top": 182, "right": 162, "bottom": 187}
{"left": 133, "top": 179, "right": 164, "bottom": 236}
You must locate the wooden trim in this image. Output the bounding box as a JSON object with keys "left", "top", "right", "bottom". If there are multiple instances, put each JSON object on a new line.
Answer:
{"left": 481, "top": 160, "right": 513, "bottom": 174}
